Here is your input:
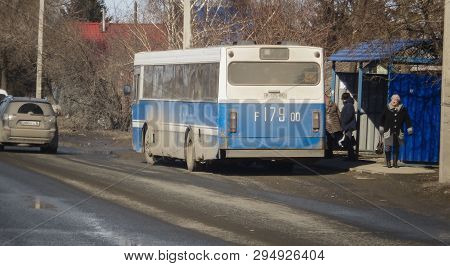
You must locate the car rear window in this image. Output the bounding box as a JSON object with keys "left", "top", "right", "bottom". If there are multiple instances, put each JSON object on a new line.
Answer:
{"left": 18, "top": 103, "right": 44, "bottom": 115}
{"left": 7, "top": 102, "right": 55, "bottom": 116}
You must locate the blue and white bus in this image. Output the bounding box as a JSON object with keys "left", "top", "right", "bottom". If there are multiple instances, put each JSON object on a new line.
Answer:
{"left": 130, "top": 44, "right": 325, "bottom": 171}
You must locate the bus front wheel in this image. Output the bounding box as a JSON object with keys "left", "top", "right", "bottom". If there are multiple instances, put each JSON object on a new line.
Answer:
{"left": 144, "top": 127, "right": 159, "bottom": 165}
{"left": 185, "top": 131, "right": 199, "bottom": 172}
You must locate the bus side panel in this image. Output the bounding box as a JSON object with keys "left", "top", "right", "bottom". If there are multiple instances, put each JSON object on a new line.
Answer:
{"left": 218, "top": 102, "right": 325, "bottom": 150}
{"left": 131, "top": 102, "right": 146, "bottom": 153}
{"left": 161, "top": 100, "right": 219, "bottom": 160}
{"left": 132, "top": 99, "right": 220, "bottom": 160}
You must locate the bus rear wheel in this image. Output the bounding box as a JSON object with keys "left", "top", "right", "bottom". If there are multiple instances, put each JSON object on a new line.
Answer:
{"left": 185, "top": 131, "right": 199, "bottom": 172}
{"left": 144, "top": 127, "right": 159, "bottom": 165}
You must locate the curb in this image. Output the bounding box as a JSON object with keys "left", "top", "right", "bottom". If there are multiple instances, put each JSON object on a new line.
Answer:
{"left": 314, "top": 159, "right": 436, "bottom": 175}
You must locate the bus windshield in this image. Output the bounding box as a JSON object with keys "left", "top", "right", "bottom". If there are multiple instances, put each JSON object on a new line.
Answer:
{"left": 228, "top": 62, "right": 320, "bottom": 86}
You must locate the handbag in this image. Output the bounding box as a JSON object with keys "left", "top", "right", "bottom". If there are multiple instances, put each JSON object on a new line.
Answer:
{"left": 375, "top": 133, "right": 384, "bottom": 155}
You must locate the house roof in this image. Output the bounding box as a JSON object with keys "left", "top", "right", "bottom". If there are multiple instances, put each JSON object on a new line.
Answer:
{"left": 328, "top": 39, "right": 434, "bottom": 63}
{"left": 75, "top": 22, "right": 167, "bottom": 51}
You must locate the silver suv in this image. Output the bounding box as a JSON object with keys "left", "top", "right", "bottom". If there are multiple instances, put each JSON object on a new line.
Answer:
{"left": 0, "top": 97, "right": 58, "bottom": 153}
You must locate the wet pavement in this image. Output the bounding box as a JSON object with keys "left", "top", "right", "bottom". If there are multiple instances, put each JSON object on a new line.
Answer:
{"left": 0, "top": 136, "right": 449, "bottom": 246}
{"left": 0, "top": 158, "right": 227, "bottom": 245}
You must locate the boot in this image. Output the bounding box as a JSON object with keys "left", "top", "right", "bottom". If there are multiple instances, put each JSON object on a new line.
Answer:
{"left": 325, "top": 148, "right": 333, "bottom": 159}
{"left": 393, "top": 151, "right": 399, "bottom": 168}
{"left": 385, "top": 151, "right": 392, "bottom": 168}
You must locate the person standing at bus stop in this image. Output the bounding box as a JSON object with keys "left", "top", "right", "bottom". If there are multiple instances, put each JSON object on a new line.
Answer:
{"left": 340, "top": 92, "right": 357, "bottom": 161}
{"left": 325, "top": 92, "right": 342, "bottom": 158}
{"left": 379, "top": 94, "right": 413, "bottom": 168}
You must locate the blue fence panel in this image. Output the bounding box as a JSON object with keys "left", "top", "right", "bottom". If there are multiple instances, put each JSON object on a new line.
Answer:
{"left": 389, "top": 73, "right": 441, "bottom": 163}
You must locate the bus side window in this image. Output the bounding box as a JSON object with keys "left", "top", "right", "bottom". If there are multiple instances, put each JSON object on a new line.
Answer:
{"left": 133, "top": 74, "right": 139, "bottom": 101}
{"left": 133, "top": 65, "right": 141, "bottom": 101}
{"left": 163, "top": 65, "right": 175, "bottom": 99}
{"left": 143, "top": 66, "right": 154, "bottom": 98}
{"left": 174, "top": 65, "right": 182, "bottom": 99}
{"left": 182, "top": 65, "right": 191, "bottom": 100}
{"left": 201, "top": 64, "right": 210, "bottom": 100}
{"left": 174, "top": 64, "right": 190, "bottom": 100}
{"left": 153, "top": 66, "right": 164, "bottom": 99}
{"left": 188, "top": 64, "right": 197, "bottom": 100}
{"left": 207, "top": 63, "right": 219, "bottom": 101}
{"left": 193, "top": 64, "right": 207, "bottom": 101}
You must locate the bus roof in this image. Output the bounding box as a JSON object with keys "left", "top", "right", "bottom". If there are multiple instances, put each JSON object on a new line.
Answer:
{"left": 134, "top": 45, "right": 322, "bottom": 65}
{"left": 135, "top": 47, "right": 222, "bottom": 65}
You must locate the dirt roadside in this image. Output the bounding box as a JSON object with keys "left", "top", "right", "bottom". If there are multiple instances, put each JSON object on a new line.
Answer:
{"left": 58, "top": 129, "right": 450, "bottom": 223}
{"left": 59, "top": 129, "right": 137, "bottom": 159}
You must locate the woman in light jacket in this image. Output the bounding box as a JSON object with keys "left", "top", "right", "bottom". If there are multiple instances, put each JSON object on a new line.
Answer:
{"left": 380, "top": 94, "right": 413, "bottom": 168}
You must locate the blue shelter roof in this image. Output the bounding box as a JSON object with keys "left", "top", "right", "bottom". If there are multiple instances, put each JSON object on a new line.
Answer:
{"left": 329, "top": 39, "right": 431, "bottom": 62}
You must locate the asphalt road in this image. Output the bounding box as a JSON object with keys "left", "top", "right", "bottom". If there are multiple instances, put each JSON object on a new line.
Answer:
{"left": 0, "top": 150, "right": 227, "bottom": 245}
{"left": 1, "top": 146, "right": 449, "bottom": 246}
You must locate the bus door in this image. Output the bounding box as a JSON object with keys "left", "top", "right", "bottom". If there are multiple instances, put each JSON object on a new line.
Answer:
{"left": 131, "top": 65, "right": 142, "bottom": 152}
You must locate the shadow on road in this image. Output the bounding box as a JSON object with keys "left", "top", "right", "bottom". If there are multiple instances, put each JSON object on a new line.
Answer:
{"left": 0, "top": 146, "right": 78, "bottom": 156}
{"left": 147, "top": 156, "right": 363, "bottom": 176}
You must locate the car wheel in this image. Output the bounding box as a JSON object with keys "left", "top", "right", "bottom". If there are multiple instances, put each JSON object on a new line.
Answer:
{"left": 47, "top": 144, "right": 58, "bottom": 154}
{"left": 41, "top": 133, "right": 58, "bottom": 154}
{"left": 48, "top": 132, "right": 59, "bottom": 154}
{"left": 185, "top": 131, "right": 199, "bottom": 172}
{"left": 144, "top": 127, "right": 159, "bottom": 165}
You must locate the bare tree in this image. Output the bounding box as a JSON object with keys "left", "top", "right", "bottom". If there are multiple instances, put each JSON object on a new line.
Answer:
{"left": 143, "top": 0, "right": 249, "bottom": 49}
{"left": 0, "top": 0, "right": 444, "bottom": 131}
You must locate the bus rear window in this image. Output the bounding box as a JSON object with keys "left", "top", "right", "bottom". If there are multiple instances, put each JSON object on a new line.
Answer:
{"left": 228, "top": 62, "right": 320, "bottom": 86}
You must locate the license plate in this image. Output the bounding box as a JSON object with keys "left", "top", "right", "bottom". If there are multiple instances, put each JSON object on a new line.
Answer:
{"left": 20, "top": 121, "right": 39, "bottom": 126}
{"left": 254, "top": 107, "right": 301, "bottom": 122}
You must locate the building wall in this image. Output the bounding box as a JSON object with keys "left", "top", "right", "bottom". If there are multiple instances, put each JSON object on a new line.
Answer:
{"left": 390, "top": 74, "right": 441, "bottom": 163}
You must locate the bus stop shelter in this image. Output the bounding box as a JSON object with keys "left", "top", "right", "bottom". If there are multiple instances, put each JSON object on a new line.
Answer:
{"left": 328, "top": 40, "right": 441, "bottom": 163}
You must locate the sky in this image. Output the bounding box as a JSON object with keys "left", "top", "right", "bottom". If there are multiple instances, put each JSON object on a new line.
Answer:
{"left": 104, "top": 0, "right": 137, "bottom": 21}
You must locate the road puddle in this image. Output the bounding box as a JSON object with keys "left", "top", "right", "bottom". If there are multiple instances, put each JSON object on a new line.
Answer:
{"left": 29, "top": 196, "right": 56, "bottom": 210}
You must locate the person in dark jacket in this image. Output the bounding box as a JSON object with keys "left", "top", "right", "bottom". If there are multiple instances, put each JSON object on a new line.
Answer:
{"left": 380, "top": 94, "right": 413, "bottom": 168}
{"left": 340, "top": 92, "right": 357, "bottom": 160}
{"left": 325, "top": 93, "right": 342, "bottom": 158}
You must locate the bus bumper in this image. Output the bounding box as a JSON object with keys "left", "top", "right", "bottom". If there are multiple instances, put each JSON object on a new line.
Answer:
{"left": 224, "top": 149, "right": 324, "bottom": 158}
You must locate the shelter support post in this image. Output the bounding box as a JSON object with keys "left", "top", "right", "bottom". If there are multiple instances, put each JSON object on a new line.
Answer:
{"left": 440, "top": 0, "right": 450, "bottom": 183}
{"left": 331, "top": 61, "right": 336, "bottom": 103}
{"left": 387, "top": 63, "right": 393, "bottom": 103}
{"left": 356, "top": 62, "right": 364, "bottom": 158}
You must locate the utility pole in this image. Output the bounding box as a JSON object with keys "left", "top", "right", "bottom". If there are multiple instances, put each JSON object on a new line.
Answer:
{"left": 134, "top": 0, "right": 138, "bottom": 24}
{"left": 440, "top": 0, "right": 450, "bottom": 183}
{"left": 36, "top": 0, "right": 45, "bottom": 99}
{"left": 133, "top": 0, "right": 138, "bottom": 52}
{"left": 183, "top": 0, "right": 191, "bottom": 49}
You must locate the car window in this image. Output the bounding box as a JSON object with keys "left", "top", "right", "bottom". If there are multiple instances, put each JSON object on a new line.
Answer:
{"left": 7, "top": 102, "right": 54, "bottom": 116}
{"left": 18, "top": 103, "right": 44, "bottom": 115}
{"left": 0, "top": 100, "right": 8, "bottom": 114}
